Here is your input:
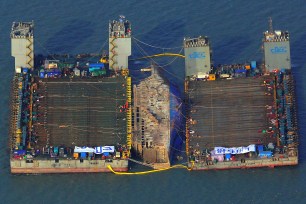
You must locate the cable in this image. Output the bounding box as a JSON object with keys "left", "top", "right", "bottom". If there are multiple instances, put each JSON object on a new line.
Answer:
{"left": 35, "top": 39, "right": 58, "bottom": 61}
{"left": 133, "top": 36, "right": 183, "bottom": 50}
{"left": 107, "top": 164, "right": 191, "bottom": 175}
{"left": 133, "top": 39, "right": 185, "bottom": 82}
{"left": 35, "top": 36, "right": 109, "bottom": 63}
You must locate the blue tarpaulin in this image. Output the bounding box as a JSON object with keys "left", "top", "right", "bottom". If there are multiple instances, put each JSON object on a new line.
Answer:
{"left": 89, "top": 67, "right": 100, "bottom": 72}
{"left": 54, "top": 147, "right": 59, "bottom": 154}
{"left": 257, "top": 145, "right": 264, "bottom": 152}
{"left": 80, "top": 152, "right": 86, "bottom": 158}
{"left": 14, "top": 150, "right": 26, "bottom": 155}
{"left": 235, "top": 69, "right": 246, "bottom": 73}
{"left": 89, "top": 63, "right": 104, "bottom": 68}
{"left": 39, "top": 72, "right": 45, "bottom": 78}
{"left": 258, "top": 151, "right": 273, "bottom": 158}
{"left": 22, "top": 68, "right": 29, "bottom": 73}
{"left": 251, "top": 61, "right": 256, "bottom": 69}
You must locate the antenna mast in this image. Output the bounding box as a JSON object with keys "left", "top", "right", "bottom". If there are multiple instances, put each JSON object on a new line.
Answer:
{"left": 268, "top": 17, "right": 273, "bottom": 33}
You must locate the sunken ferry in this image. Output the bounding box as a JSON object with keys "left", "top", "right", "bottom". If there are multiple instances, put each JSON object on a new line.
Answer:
{"left": 9, "top": 17, "right": 298, "bottom": 174}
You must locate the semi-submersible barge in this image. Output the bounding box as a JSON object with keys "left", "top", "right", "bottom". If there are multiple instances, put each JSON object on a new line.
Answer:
{"left": 185, "top": 20, "right": 298, "bottom": 170}
{"left": 10, "top": 20, "right": 132, "bottom": 173}
{"left": 9, "top": 18, "right": 298, "bottom": 174}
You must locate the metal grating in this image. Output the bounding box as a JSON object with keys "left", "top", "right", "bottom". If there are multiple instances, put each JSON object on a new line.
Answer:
{"left": 34, "top": 77, "right": 127, "bottom": 147}
{"left": 187, "top": 76, "right": 275, "bottom": 150}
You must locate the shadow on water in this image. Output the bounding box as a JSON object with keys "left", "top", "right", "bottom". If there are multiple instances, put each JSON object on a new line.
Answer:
{"left": 45, "top": 19, "right": 94, "bottom": 54}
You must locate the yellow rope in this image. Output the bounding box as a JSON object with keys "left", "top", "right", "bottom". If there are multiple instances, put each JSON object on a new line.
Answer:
{"left": 131, "top": 53, "right": 185, "bottom": 61}
{"left": 107, "top": 164, "right": 191, "bottom": 175}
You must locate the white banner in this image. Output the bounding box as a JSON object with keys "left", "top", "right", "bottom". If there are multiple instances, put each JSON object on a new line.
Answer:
{"left": 102, "top": 146, "right": 115, "bottom": 153}
{"left": 74, "top": 146, "right": 95, "bottom": 153}
{"left": 95, "top": 146, "right": 103, "bottom": 154}
{"left": 214, "top": 144, "right": 256, "bottom": 155}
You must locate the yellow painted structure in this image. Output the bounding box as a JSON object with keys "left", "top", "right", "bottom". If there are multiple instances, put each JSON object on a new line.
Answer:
{"left": 125, "top": 77, "right": 132, "bottom": 157}
{"left": 208, "top": 74, "right": 216, "bottom": 81}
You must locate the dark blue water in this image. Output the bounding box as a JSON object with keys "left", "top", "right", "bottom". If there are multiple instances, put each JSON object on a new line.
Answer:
{"left": 1, "top": 1, "right": 306, "bottom": 203}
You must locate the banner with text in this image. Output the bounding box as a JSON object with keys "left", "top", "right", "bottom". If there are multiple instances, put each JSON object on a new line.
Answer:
{"left": 214, "top": 144, "right": 256, "bottom": 155}
{"left": 74, "top": 146, "right": 95, "bottom": 153}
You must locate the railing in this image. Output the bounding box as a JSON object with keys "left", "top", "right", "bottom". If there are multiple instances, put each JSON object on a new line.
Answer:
{"left": 109, "top": 38, "right": 118, "bottom": 69}
{"left": 26, "top": 38, "right": 33, "bottom": 68}
{"left": 126, "top": 77, "right": 132, "bottom": 156}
